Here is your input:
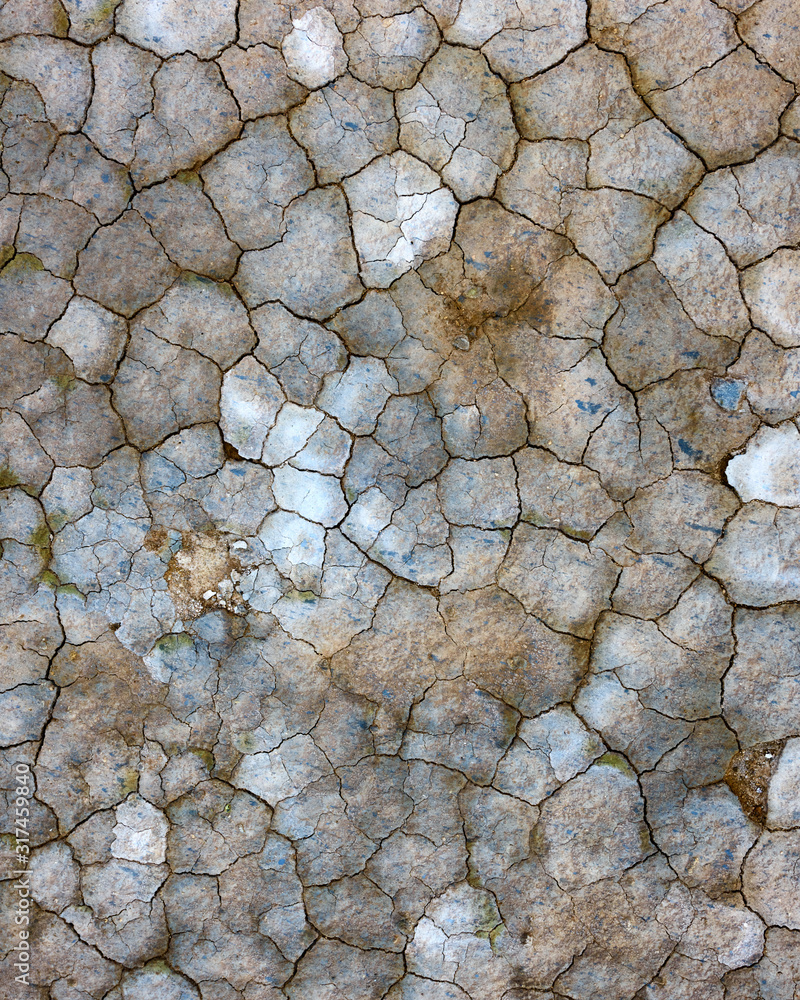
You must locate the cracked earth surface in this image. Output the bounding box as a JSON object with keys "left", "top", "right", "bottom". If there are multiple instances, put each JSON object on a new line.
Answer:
{"left": 1, "top": 0, "right": 800, "bottom": 996}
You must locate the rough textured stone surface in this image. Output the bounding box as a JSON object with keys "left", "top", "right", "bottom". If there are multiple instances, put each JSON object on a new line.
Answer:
{"left": 564, "top": 188, "right": 668, "bottom": 283}
{"left": 74, "top": 210, "right": 178, "bottom": 316}
{"left": 201, "top": 116, "right": 313, "bottom": 252}
{"left": 345, "top": 9, "right": 439, "bottom": 90}
{"left": 41, "top": 133, "right": 133, "bottom": 225}
{"left": 282, "top": 7, "right": 347, "bottom": 90}
{"left": 219, "top": 43, "right": 307, "bottom": 120}
{"left": 742, "top": 248, "right": 800, "bottom": 346}
{"left": 440, "top": 0, "right": 587, "bottom": 82}
{"left": 605, "top": 262, "right": 738, "bottom": 388}
{"left": 726, "top": 423, "right": 800, "bottom": 506}
{"left": 647, "top": 47, "right": 793, "bottom": 168}
{"left": 47, "top": 296, "right": 127, "bottom": 383}
{"left": 652, "top": 209, "right": 750, "bottom": 338}
{"left": 344, "top": 151, "right": 458, "bottom": 287}
{"left": 3, "top": 7, "right": 798, "bottom": 998}
{"left": 289, "top": 74, "right": 397, "bottom": 185}
{"left": 511, "top": 44, "right": 648, "bottom": 141}
{"left": 724, "top": 605, "right": 800, "bottom": 744}
{"left": 236, "top": 187, "right": 362, "bottom": 318}
{"left": 116, "top": 0, "right": 237, "bottom": 58}
{"left": 686, "top": 138, "right": 800, "bottom": 266}
{"left": 706, "top": 504, "right": 800, "bottom": 605}
{"left": 133, "top": 177, "right": 239, "bottom": 280}
{"left": 397, "top": 44, "right": 517, "bottom": 201}
{"left": 130, "top": 54, "right": 241, "bottom": 188}
{"left": 0, "top": 35, "right": 91, "bottom": 132}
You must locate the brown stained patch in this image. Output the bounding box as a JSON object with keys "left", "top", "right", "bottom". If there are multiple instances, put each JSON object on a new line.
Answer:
{"left": 144, "top": 526, "right": 170, "bottom": 553}
{"left": 724, "top": 740, "right": 785, "bottom": 824}
{"left": 440, "top": 587, "right": 589, "bottom": 717}
{"left": 417, "top": 201, "right": 570, "bottom": 330}
{"left": 164, "top": 530, "right": 245, "bottom": 620}
{"left": 519, "top": 285, "right": 556, "bottom": 337}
